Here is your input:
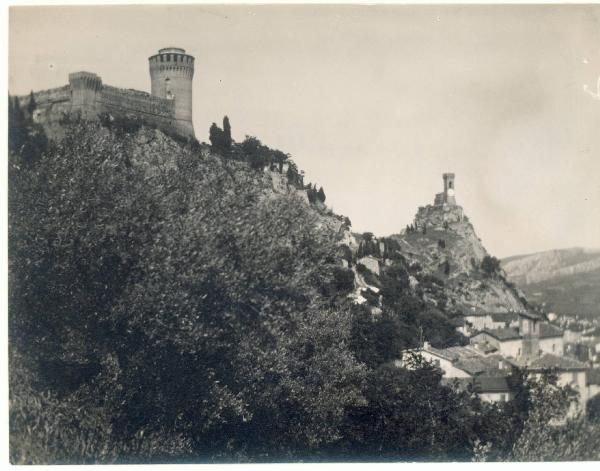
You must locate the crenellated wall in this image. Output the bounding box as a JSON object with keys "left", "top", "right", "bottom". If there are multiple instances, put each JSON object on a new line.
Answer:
{"left": 14, "top": 70, "right": 194, "bottom": 139}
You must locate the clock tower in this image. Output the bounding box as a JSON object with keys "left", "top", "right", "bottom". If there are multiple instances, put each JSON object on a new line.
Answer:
{"left": 443, "top": 173, "right": 456, "bottom": 205}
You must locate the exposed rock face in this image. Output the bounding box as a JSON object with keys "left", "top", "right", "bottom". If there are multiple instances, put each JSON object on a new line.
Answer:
{"left": 393, "top": 203, "right": 526, "bottom": 314}
{"left": 357, "top": 256, "right": 380, "bottom": 276}
{"left": 414, "top": 204, "right": 465, "bottom": 230}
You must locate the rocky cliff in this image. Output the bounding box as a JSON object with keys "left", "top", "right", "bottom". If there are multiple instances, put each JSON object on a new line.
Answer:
{"left": 388, "top": 203, "right": 527, "bottom": 314}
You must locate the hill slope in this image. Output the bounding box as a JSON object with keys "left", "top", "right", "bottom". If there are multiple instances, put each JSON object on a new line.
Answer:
{"left": 502, "top": 248, "right": 600, "bottom": 317}
{"left": 387, "top": 203, "right": 527, "bottom": 315}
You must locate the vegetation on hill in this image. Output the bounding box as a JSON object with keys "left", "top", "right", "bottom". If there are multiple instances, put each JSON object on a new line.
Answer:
{"left": 7, "top": 106, "right": 600, "bottom": 463}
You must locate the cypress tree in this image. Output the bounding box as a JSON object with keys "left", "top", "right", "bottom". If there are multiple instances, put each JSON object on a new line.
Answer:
{"left": 223, "top": 115, "right": 232, "bottom": 149}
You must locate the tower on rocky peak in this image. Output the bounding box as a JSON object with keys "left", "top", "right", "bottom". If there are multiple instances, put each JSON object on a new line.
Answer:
{"left": 434, "top": 172, "right": 456, "bottom": 206}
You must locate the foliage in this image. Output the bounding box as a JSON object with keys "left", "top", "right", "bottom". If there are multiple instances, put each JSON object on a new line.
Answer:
{"left": 328, "top": 266, "right": 355, "bottom": 295}
{"left": 587, "top": 393, "right": 600, "bottom": 423}
{"left": 8, "top": 121, "right": 364, "bottom": 462}
{"left": 99, "top": 112, "right": 143, "bottom": 136}
{"left": 209, "top": 116, "right": 233, "bottom": 155}
{"left": 8, "top": 95, "right": 48, "bottom": 165}
{"left": 9, "top": 117, "right": 592, "bottom": 463}
{"left": 481, "top": 255, "right": 501, "bottom": 276}
{"left": 317, "top": 187, "right": 326, "bottom": 203}
{"left": 499, "top": 372, "right": 599, "bottom": 461}
{"left": 340, "top": 355, "right": 499, "bottom": 461}
{"left": 349, "top": 307, "right": 404, "bottom": 369}
{"left": 356, "top": 233, "right": 380, "bottom": 258}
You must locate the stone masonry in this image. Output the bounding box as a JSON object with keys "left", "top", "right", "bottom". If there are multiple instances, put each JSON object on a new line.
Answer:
{"left": 15, "top": 47, "right": 195, "bottom": 139}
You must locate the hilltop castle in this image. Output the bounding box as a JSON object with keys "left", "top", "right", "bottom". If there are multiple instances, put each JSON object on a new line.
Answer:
{"left": 15, "top": 47, "right": 195, "bottom": 138}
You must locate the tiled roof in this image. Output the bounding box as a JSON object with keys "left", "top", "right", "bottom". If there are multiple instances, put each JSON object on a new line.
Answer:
{"left": 474, "top": 376, "right": 512, "bottom": 393}
{"left": 454, "top": 357, "right": 492, "bottom": 376}
{"left": 526, "top": 353, "right": 588, "bottom": 371}
{"left": 442, "top": 376, "right": 512, "bottom": 393}
{"left": 490, "top": 312, "right": 519, "bottom": 323}
{"left": 539, "top": 323, "right": 564, "bottom": 339}
{"left": 583, "top": 327, "right": 600, "bottom": 337}
{"left": 426, "top": 345, "right": 507, "bottom": 376}
{"left": 449, "top": 317, "right": 466, "bottom": 327}
{"left": 519, "top": 311, "right": 544, "bottom": 321}
{"left": 587, "top": 369, "right": 600, "bottom": 386}
{"left": 473, "top": 327, "right": 521, "bottom": 341}
{"left": 441, "top": 377, "right": 473, "bottom": 393}
{"left": 463, "top": 312, "right": 489, "bottom": 318}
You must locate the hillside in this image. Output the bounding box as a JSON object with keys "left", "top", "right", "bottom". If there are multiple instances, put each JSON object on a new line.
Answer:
{"left": 9, "top": 108, "right": 600, "bottom": 463}
{"left": 502, "top": 248, "right": 600, "bottom": 317}
{"left": 387, "top": 202, "right": 527, "bottom": 315}
{"left": 8, "top": 116, "right": 485, "bottom": 462}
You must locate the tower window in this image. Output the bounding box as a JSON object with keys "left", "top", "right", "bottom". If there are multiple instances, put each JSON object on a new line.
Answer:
{"left": 160, "top": 55, "right": 164, "bottom": 62}
{"left": 449, "top": 181, "right": 453, "bottom": 189}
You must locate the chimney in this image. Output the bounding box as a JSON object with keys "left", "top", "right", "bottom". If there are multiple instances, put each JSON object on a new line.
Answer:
{"left": 423, "top": 341, "right": 431, "bottom": 350}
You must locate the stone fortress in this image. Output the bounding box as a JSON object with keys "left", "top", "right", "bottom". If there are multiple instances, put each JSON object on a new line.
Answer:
{"left": 15, "top": 47, "right": 196, "bottom": 138}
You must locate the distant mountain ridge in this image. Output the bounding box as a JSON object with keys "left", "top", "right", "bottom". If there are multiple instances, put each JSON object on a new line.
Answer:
{"left": 501, "top": 248, "right": 600, "bottom": 317}
{"left": 502, "top": 247, "right": 600, "bottom": 284}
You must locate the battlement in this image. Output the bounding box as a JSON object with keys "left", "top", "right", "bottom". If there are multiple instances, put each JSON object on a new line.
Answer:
{"left": 159, "top": 47, "right": 186, "bottom": 54}
{"left": 69, "top": 71, "right": 103, "bottom": 90}
{"left": 13, "top": 47, "right": 196, "bottom": 139}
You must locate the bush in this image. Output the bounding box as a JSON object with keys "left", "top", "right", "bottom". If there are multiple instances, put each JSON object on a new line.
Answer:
{"left": 331, "top": 267, "right": 355, "bottom": 294}
{"left": 481, "top": 255, "right": 501, "bottom": 276}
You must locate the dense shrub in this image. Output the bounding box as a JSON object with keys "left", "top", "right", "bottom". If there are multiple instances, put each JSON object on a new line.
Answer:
{"left": 481, "top": 255, "right": 501, "bottom": 276}
{"left": 9, "top": 121, "right": 364, "bottom": 462}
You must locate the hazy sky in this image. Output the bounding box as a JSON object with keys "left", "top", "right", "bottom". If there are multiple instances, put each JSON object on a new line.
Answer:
{"left": 9, "top": 4, "right": 600, "bottom": 257}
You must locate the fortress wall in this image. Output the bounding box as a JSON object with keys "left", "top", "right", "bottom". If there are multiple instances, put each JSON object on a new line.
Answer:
{"left": 13, "top": 77, "right": 193, "bottom": 139}
{"left": 17, "top": 85, "right": 72, "bottom": 108}
{"left": 98, "top": 85, "right": 180, "bottom": 134}
{"left": 15, "top": 86, "right": 74, "bottom": 139}
{"left": 100, "top": 85, "right": 175, "bottom": 116}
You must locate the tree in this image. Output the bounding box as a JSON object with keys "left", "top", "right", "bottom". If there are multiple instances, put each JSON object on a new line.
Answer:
{"left": 8, "top": 95, "right": 47, "bottom": 165}
{"left": 481, "top": 255, "right": 501, "bottom": 276}
{"left": 587, "top": 394, "right": 600, "bottom": 423}
{"left": 341, "top": 356, "right": 489, "bottom": 460}
{"left": 317, "top": 187, "right": 326, "bottom": 203}
{"left": 27, "top": 91, "right": 36, "bottom": 115}
{"left": 241, "top": 135, "right": 267, "bottom": 170}
{"left": 222, "top": 115, "right": 232, "bottom": 149}
{"left": 209, "top": 122, "right": 223, "bottom": 150}
{"left": 499, "top": 372, "right": 600, "bottom": 461}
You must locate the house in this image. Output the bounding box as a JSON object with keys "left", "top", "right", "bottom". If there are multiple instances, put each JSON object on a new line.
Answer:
{"left": 399, "top": 343, "right": 514, "bottom": 403}
{"left": 509, "top": 353, "right": 589, "bottom": 416}
{"left": 470, "top": 327, "right": 522, "bottom": 357}
{"left": 400, "top": 311, "right": 591, "bottom": 411}
{"left": 460, "top": 311, "right": 519, "bottom": 335}
{"left": 538, "top": 323, "right": 564, "bottom": 356}
{"left": 470, "top": 312, "right": 564, "bottom": 358}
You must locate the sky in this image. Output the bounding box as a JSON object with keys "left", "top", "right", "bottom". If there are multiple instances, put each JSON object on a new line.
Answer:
{"left": 8, "top": 4, "right": 600, "bottom": 257}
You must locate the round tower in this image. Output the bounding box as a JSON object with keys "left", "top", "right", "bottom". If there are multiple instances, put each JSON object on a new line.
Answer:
{"left": 148, "top": 47, "right": 195, "bottom": 137}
